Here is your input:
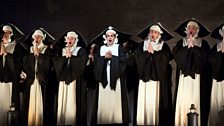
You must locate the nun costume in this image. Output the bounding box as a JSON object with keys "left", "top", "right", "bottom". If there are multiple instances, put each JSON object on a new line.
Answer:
{"left": 21, "top": 28, "right": 55, "bottom": 126}
{"left": 53, "top": 30, "right": 88, "bottom": 126}
{"left": 134, "top": 23, "right": 173, "bottom": 126}
{"left": 0, "top": 23, "right": 24, "bottom": 126}
{"left": 173, "top": 18, "right": 211, "bottom": 126}
{"left": 91, "top": 26, "right": 131, "bottom": 125}
{"left": 208, "top": 23, "right": 224, "bottom": 126}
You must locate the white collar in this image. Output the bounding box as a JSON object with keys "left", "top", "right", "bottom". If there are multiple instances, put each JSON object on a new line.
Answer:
{"left": 217, "top": 41, "right": 224, "bottom": 53}
{"left": 183, "top": 37, "right": 202, "bottom": 47}
{"left": 62, "top": 46, "right": 81, "bottom": 56}
{"left": 100, "top": 43, "right": 119, "bottom": 56}
{"left": 143, "top": 38, "right": 164, "bottom": 52}
{"left": 30, "top": 41, "right": 48, "bottom": 54}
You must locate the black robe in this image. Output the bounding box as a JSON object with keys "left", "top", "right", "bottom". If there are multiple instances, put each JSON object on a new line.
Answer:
{"left": 172, "top": 39, "right": 211, "bottom": 126}
{"left": 52, "top": 47, "right": 88, "bottom": 126}
{"left": 134, "top": 42, "right": 173, "bottom": 126}
{"left": 84, "top": 55, "right": 98, "bottom": 126}
{"left": 126, "top": 52, "right": 139, "bottom": 126}
{"left": 91, "top": 44, "right": 129, "bottom": 125}
{"left": 0, "top": 42, "right": 25, "bottom": 111}
{"left": 208, "top": 44, "right": 224, "bottom": 81}
{"left": 207, "top": 44, "right": 224, "bottom": 125}
{"left": 22, "top": 47, "right": 53, "bottom": 126}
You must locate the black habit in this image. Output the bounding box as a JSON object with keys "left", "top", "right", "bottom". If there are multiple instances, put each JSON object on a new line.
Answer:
{"left": 52, "top": 47, "right": 88, "bottom": 126}
{"left": 22, "top": 47, "right": 53, "bottom": 126}
{"left": 172, "top": 39, "right": 212, "bottom": 126}
{"left": 134, "top": 41, "right": 173, "bottom": 126}
{"left": 91, "top": 44, "right": 129, "bottom": 125}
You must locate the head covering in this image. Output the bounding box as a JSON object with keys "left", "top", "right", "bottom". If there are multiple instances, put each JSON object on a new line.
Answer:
{"left": 175, "top": 18, "right": 210, "bottom": 37}
{"left": 64, "top": 31, "right": 79, "bottom": 44}
{"left": 21, "top": 28, "right": 55, "bottom": 50}
{"left": 137, "top": 22, "right": 174, "bottom": 41}
{"left": 32, "top": 29, "right": 46, "bottom": 40}
{"left": 91, "top": 26, "right": 132, "bottom": 46}
{"left": 150, "top": 25, "right": 163, "bottom": 34}
{"left": 0, "top": 23, "right": 24, "bottom": 41}
{"left": 187, "top": 21, "right": 199, "bottom": 28}
{"left": 3, "top": 25, "right": 13, "bottom": 33}
{"left": 210, "top": 23, "right": 224, "bottom": 40}
{"left": 54, "top": 30, "right": 87, "bottom": 50}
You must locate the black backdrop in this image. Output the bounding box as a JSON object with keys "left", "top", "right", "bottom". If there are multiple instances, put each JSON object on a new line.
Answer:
{"left": 1, "top": 0, "right": 224, "bottom": 95}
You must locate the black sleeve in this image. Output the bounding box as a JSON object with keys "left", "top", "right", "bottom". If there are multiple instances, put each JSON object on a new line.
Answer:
{"left": 69, "top": 48, "right": 88, "bottom": 78}
{"left": 93, "top": 47, "right": 107, "bottom": 85}
{"left": 134, "top": 43, "right": 147, "bottom": 79}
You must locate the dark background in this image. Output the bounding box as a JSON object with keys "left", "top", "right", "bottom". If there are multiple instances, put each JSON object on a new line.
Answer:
{"left": 1, "top": 0, "right": 224, "bottom": 95}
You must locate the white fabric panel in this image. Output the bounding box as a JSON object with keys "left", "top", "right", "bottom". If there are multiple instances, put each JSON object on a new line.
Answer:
{"left": 0, "top": 82, "right": 12, "bottom": 126}
{"left": 97, "top": 79, "right": 123, "bottom": 124}
{"left": 136, "top": 80, "right": 160, "bottom": 125}
{"left": 175, "top": 73, "right": 201, "bottom": 126}
{"left": 28, "top": 79, "right": 43, "bottom": 126}
{"left": 57, "top": 81, "right": 77, "bottom": 126}
{"left": 208, "top": 80, "right": 224, "bottom": 126}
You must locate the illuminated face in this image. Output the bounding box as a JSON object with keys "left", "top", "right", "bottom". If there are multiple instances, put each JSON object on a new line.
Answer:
{"left": 66, "top": 36, "right": 76, "bottom": 47}
{"left": 149, "top": 30, "right": 160, "bottom": 42}
{"left": 106, "top": 32, "right": 116, "bottom": 46}
{"left": 3, "top": 30, "right": 12, "bottom": 40}
{"left": 33, "top": 35, "right": 43, "bottom": 44}
{"left": 187, "top": 25, "right": 198, "bottom": 36}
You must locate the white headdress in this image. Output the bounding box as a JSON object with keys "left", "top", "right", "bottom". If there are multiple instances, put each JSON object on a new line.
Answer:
{"left": 150, "top": 25, "right": 163, "bottom": 34}
{"left": 32, "top": 30, "right": 46, "bottom": 40}
{"left": 64, "top": 31, "right": 79, "bottom": 43}
{"left": 185, "top": 21, "right": 200, "bottom": 38}
{"left": 3, "top": 25, "right": 13, "bottom": 34}
{"left": 103, "top": 26, "right": 118, "bottom": 44}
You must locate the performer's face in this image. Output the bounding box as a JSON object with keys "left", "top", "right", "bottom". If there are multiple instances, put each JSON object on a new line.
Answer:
{"left": 66, "top": 36, "right": 76, "bottom": 47}
{"left": 187, "top": 25, "right": 198, "bottom": 36}
{"left": 149, "top": 30, "right": 160, "bottom": 41}
{"left": 33, "top": 35, "right": 43, "bottom": 44}
{"left": 3, "top": 30, "right": 11, "bottom": 40}
{"left": 106, "top": 32, "right": 116, "bottom": 46}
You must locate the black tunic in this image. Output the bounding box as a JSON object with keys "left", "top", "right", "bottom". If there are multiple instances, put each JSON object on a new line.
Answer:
{"left": 134, "top": 42, "right": 173, "bottom": 126}
{"left": 208, "top": 44, "right": 224, "bottom": 81}
{"left": 91, "top": 45, "right": 129, "bottom": 125}
{"left": 172, "top": 39, "right": 211, "bottom": 126}
{"left": 125, "top": 52, "right": 139, "bottom": 126}
{"left": 52, "top": 47, "right": 88, "bottom": 126}
{"left": 22, "top": 47, "right": 53, "bottom": 126}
